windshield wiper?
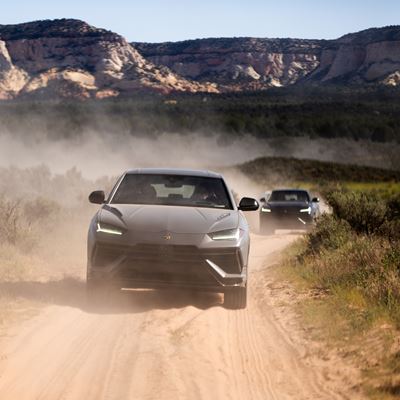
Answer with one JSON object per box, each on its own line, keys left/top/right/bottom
{"left": 194, "top": 201, "right": 226, "bottom": 208}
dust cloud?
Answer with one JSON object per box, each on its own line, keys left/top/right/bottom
{"left": 1, "top": 126, "right": 398, "bottom": 181}
{"left": 0, "top": 131, "right": 268, "bottom": 178}
{"left": 0, "top": 127, "right": 267, "bottom": 285}
{"left": 0, "top": 114, "right": 383, "bottom": 400}
{"left": 0, "top": 116, "right": 396, "bottom": 282}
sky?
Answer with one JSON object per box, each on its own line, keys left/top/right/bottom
{"left": 2, "top": 1, "right": 399, "bottom": 42}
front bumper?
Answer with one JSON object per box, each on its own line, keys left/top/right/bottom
{"left": 260, "top": 213, "right": 314, "bottom": 228}
{"left": 88, "top": 242, "right": 246, "bottom": 291}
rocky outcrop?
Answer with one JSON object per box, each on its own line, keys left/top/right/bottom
{"left": 134, "top": 38, "right": 324, "bottom": 91}
{"left": 135, "top": 26, "right": 400, "bottom": 90}
{"left": 0, "top": 19, "right": 218, "bottom": 99}
{"left": 0, "top": 20, "right": 399, "bottom": 100}
{"left": 383, "top": 71, "right": 400, "bottom": 86}
{"left": 0, "top": 40, "right": 28, "bottom": 99}
{"left": 307, "top": 27, "right": 400, "bottom": 84}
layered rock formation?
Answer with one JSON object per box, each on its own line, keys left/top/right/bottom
{"left": 0, "top": 40, "right": 28, "bottom": 99}
{"left": 134, "top": 38, "right": 324, "bottom": 90}
{"left": 307, "top": 26, "right": 400, "bottom": 84}
{"left": 0, "top": 19, "right": 218, "bottom": 99}
{"left": 135, "top": 26, "right": 400, "bottom": 90}
{"left": 0, "top": 19, "right": 399, "bottom": 100}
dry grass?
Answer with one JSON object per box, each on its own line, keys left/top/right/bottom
{"left": 281, "top": 189, "right": 400, "bottom": 398}
{"left": 0, "top": 166, "right": 108, "bottom": 333}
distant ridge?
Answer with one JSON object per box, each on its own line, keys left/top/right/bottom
{"left": 0, "top": 19, "right": 218, "bottom": 100}
{"left": 134, "top": 25, "right": 400, "bottom": 91}
{"left": 0, "top": 19, "right": 399, "bottom": 100}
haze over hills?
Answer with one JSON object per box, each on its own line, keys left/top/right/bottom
{"left": 0, "top": 19, "right": 399, "bottom": 99}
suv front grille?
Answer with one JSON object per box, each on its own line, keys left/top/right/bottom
{"left": 92, "top": 243, "right": 242, "bottom": 275}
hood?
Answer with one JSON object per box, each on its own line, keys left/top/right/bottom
{"left": 99, "top": 204, "right": 238, "bottom": 234}
{"left": 268, "top": 201, "right": 309, "bottom": 208}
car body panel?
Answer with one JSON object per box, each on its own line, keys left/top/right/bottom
{"left": 98, "top": 204, "right": 239, "bottom": 234}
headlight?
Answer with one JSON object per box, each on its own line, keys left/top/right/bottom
{"left": 96, "top": 222, "right": 124, "bottom": 235}
{"left": 208, "top": 228, "right": 243, "bottom": 241}
{"left": 300, "top": 207, "right": 311, "bottom": 214}
{"left": 261, "top": 207, "right": 272, "bottom": 213}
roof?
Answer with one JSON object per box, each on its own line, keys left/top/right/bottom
{"left": 271, "top": 188, "right": 310, "bottom": 193}
{"left": 125, "top": 168, "right": 222, "bottom": 178}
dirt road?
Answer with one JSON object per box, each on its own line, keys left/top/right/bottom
{"left": 0, "top": 234, "right": 360, "bottom": 400}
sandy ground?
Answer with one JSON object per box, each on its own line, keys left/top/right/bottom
{"left": 0, "top": 233, "right": 362, "bottom": 400}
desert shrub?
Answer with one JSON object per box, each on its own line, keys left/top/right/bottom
{"left": 379, "top": 243, "right": 400, "bottom": 313}
{"left": 325, "top": 190, "right": 387, "bottom": 235}
{"left": 0, "top": 196, "right": 60, "bottom": 251}
{"left": 287, "top": 185, "right": 400, "bottom": 389}
{"left": 0, "top": 197, "right": 29, "bottom": 246}
{"left": 296, "top": 188, "right": 400, "bottom": 324}
{"left": 239, "top": 158, "right": 400, "bottom": 186}
{"left": 23, "top": 197, "right": 60, "bottom": 226}
{"left": 386, "top": 193, "right": 400, "bottom": 220}
{"left": 304, "top": 213, "right": 352, "bottom": 255}
{"left": 323, "top": 190, "right": 400, "bottom": 241}
{"left": 301, "top": 233, "right": 400, "bottom": 322}
{"left": 307, "top": 236, "right": 380, "bottom": 288}
{"left": 380, "top": 214, "right": 400, "bottom": 241}
{"left": 0, "top": 165, "right": 115, "bottom": 206}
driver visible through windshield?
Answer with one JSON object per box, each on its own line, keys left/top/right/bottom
{"left": 111, "top": 174, "right": 233, "bottom": 209}
{"left": 269, "top": 190, "right": 310, "bottom": 202}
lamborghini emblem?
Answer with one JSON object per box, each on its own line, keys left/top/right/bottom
{"left": 163, "top": 232, "right": 172, "bottom": 241}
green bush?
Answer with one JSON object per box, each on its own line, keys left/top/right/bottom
{"left": 325, "top": 190, "right": 387, "bottom": 235}
{"left": 287, "top": 186, "right": 400, "bottom": 393}
{"left": 300, "top": 229, "right": 400, "bottom": 323}
{"left": 323, "top": 189, "right": 400, "bottom": 239}
{"left": 386, "top": 193, "right": 400, "bottom": 220}
{"left": 296, "top": 190, "right": 400, "bottom": 324}
{"left": 312, "top": 236, "right": 386, "bottom": 289}
{"left": 380, "top": 243, "right": 400, "bottom": 313}
{"left": 304, "top": 213, "right": 352, "bottom": 255}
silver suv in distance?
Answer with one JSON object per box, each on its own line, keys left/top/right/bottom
{"left": 87, "top": 168, "right": 259, "bottom": 309}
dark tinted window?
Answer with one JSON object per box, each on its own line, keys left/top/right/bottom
{"left": 269, "top": 190, "right": 309, "bottom": 202}
{"left": 111, "top": 174, "right": 233, "bottom": 209}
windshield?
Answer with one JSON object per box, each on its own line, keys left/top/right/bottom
{"left": 269, "top": 190, "right": 309, "bottom": 202}
{"left": 111, "top": 174, "right": 233, "bottom": 209}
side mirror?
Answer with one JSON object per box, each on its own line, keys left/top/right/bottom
{"left": 260, "top": 197, "right": 266, "bottom": 203}
{"left": 312, "top": 197, "right": 320, "bottom": 203}
{"left": 238, "top": 197, "right": 259, "bottom": 211}
{"left": 89, "top": 190, "right": 105, "bottom": 204}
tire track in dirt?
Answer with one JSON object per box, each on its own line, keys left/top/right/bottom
{"left": 0, "top": 233, "right": 363, "bottom": 400}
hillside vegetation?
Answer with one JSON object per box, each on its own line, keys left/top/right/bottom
{"left": 1, "top": 87, "right": 400, "bottom": 146}
{"left": 283, "top": 187, "right": 400, "bottom": 398}
{"left": 238, "top": 157, "right": 400, "bottom": 185}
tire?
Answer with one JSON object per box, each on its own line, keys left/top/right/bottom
{"left": 224, "top": 286, "right": 247, "bottom": 310}
{"left": 260, "top": 220, "right": 274, "bottom": 235}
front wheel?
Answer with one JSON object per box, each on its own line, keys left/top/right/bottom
{"left": 224, "top": 286, "right": 247, "bottom": 309}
